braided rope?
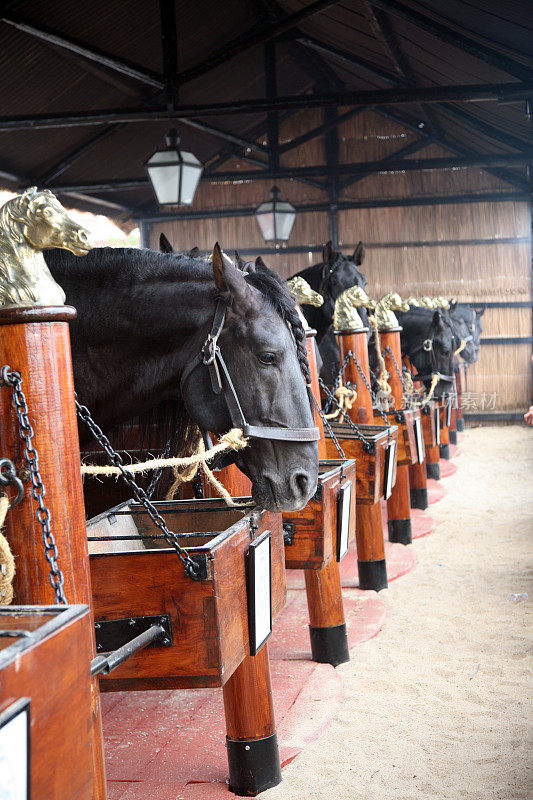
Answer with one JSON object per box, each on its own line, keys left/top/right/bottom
{"left": 368, "top": 315, "right": 392, "bottom": 396}
{"left": 324, "top": 383, "right": 357, "bottom": 420}
{"left": 81, "top": 428, "right": 248, "bottom": 477}
{"left": 165, "top": 433, "right": 247, "bottom": 508}
{"left": 454, "top": 339, "right": 466, "bottom": 356}
{"left": 0, "top": 495, "right": 15, "bottom": 605}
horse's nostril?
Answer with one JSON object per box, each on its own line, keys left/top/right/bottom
{"left": 292, "top": 471, "right": 311, "bottom": 498}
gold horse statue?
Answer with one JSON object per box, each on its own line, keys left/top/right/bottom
{"left": 0, "top": 187, "right": 92, "bottom": 308}
{"left": 416, "top": 295, "right": 450, "bottom": 310}
{"left": 285, "top": 276, "right": 323, "bottom": 329}
{"left": 373, "top": 291, "right": 410, "bottom": 330}
{"left": 333, "top": 285, "right": 376, "bottom": 331}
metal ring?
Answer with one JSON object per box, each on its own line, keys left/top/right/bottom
{"left": 0, "top": 458, "right": 25, "bottom": 507}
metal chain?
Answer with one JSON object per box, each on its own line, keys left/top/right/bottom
{"left": 329, "top": 351, "right": 391, "bottom": 429}
{"left": 310, "top": 393, "right": 346, "bottom": 460}
{"left": 318, "top": 378, "right": 376, "bottom": 451}
{"left": 0, "top": 366, "right": 67, "bottom": 604}
{"left": 75, "top": 397, "right": 201, "bottom": 580}
{"left": 382, "top": 346, "right": 409, "bottom": 397}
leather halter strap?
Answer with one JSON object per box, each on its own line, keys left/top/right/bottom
{"left": 409, "top": 318, "right": 454, "bottom": 384}
{"left": 181, "top": 300, "right": 320, "bottom": 443}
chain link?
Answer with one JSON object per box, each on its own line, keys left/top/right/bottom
{"left": 318, "top": 378, "right": 378, "bottom": 451}
{"left": 310, "top": 393, "right": 346, "bottom": 460}
{"left": 75, "top": 397, "right": 201, "bottom": 580}
{"left": 0, "top": 366, "right": 67, "bottom": 604}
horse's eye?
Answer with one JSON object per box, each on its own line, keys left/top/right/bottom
{"left": 258, "top": 352, "right": 277, "bottom": 365}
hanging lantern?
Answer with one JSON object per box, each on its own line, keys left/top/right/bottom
{"left": 255, "top": 185, "right": 297, "bottom": 243}
{"left": 144, "top": 129, "right": 203, "bottom": 206}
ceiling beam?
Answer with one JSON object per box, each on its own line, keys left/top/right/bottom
{"left": 296, "top": 35, "right": 403, "bottom": 85}
{"left": 375, "top": 105, "right": 531, "bottom": 192}
{"left": 280, "top": 107, "right": 367, "bottom": 153}
{"left": 173, "top": 0, "right": 343, "bottom": 88}
{"left": 340, "top": 137, "right": 428, "bottom": 189}
{"left": 159, "top": 0, "right": 178, "bottom": 108}
{"left": 366, "top": 0, "right": 533, "bottom": 82}
{"left": 48, "top": 151, "right": 533, "bottom": 192}
{"left": 135, "top": 191, "right": 529, "bottom": 223}
{"left": 363, "top": 2, "right": 445, "bottom": 139}
{"left": 2, "top": 14, "right": 165, "bottom": 89}
{"left": 1, "top": 81, "right": 530, "bottom": 130}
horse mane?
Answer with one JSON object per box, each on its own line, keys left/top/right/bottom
{"left": 0, "top": 193, "right": 36, "bottom": 304}
{"left": 60, "top": 247, "right": 311, "bottom": 467}
{"left": 247, "top": 263, "right": 311, "bottom": 384}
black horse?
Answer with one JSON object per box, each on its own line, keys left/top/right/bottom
{"left": 45, "top": 244, "right": 319, "bottom": 512}
{"left": 450, "top": 303, "right": 484, "bottom": 363}
{"left": 292, "top": 240, "right": 367, "bottom": 340}
{"left": 395, "top": 307, "right": 455, "bottom": 398}
{"left": 291, "top": 241, "right": 367, "bottom": 383}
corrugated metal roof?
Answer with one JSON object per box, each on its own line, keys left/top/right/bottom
{"left": 0, "top": 0, "right": 530, "bottom": 220}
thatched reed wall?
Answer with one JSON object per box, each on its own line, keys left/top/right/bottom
{"left": 147, "top": 109, "right": 532, "bottom": 417}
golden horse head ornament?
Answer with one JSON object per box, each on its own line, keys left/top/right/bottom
{"left": 285, "top": 276, "right": 324, "bottom": 330}
{"left": 285, "top": 276, "right": 324, "bottom": 308}
{"left": 0, "top": 187, "right": 92, "bottom": 308}
{"left": 373, "top": 291, "right": 410, "bottom": 330}
{"left": 333, "top": 285, "right": 376, "bottom": 331}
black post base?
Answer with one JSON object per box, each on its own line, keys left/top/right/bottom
{"left": 410, "top": 486, "right": 428, "bottom": 510}
{"left": 426, "top": 462, "right": 441, "bottom": 480}
{"left": 227, "top": 732, "right": 282, "bottom": 796}
{"left": 388, "top": 517, "right": 412, "bottom": 545}
{"left": 439, "top": 443, "right": 450, "bottom": 460}
{"left": 358, "top": 558, "right": 388, "bottom": 591}
{"left": 309, "top": 622, "right": 350, "bottom": 667}
{"left": 456, "top": 418, "right": 464, "bottom": 432}
{"left": 449, "top": 429, "right": 457, "bottom": 445}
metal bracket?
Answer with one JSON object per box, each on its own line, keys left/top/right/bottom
{"left": 283, "top": 521, "right": 296, "bottom": 546}
{"left": 362, "top": 441, "right": 376, "bottom": 454}
{"left": 188, "top": 552, "right": 209, "bottom": 581}
{"left": 94, "top": 614, "right": 173, "bottom": 654}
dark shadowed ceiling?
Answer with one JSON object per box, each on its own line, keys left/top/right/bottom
{"left": 0, "top": 0, "right": 531, "bottom": 221}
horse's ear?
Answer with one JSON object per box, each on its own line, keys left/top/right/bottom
{"left": 432, "top": 309, "right": 444, "bottom": 329}
{"left": 474, "top": 305, "right": 485, "bottom": 317}
{"left": 234, "top": 250, "right": 246, "bottom": 270}
{"left": 211, "top": 243, "right": 250, "bottom": 304}
{"left": 449, "top": 300, "right": 458, "bottom": 311}
{"left": 255, "top": 256, "right": 267, "bottom": 270}
{"left": 353, "top": 241, "right": 365, "bottom": 266}
{"left": 188, "top": 246, "right": 200, "bottom": 258}
{"left": 159, "top": 233, "right": 174, "bottom": 253}
{"left": 322, "top": 240, "right": 335, "bottom": 265}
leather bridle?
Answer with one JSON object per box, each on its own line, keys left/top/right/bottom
{"left": 408, "top": 316, "right": 454, "bottom": 384}
{"left": 181, "top": 299, "right": 320, "bottom": 460}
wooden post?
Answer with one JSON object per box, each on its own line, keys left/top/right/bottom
{"left": 0, "top": 307, "right": 107, "bottom": 799}
{"left": 336, "top": 327, "right": 388, "bottom": 590}
{"left": 439, "top": 401, "right": 451, "bottom": 460}
{"left": 303, "top": 331, "right": 349, "bottom": 666}
{"left": 455, "top": 361, "right": 465, "bottom": 432}
{"left": 223, "top": 644, "right": 282, "bottom": 795}
{"left": 409, "top": 461, "right": 428, "bottom": 509}
{"left": 380, "top": 327, "right": 412, "bottom": 545}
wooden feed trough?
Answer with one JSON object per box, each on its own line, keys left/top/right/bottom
{"left": 87, "top": 499, "right": 285, "bottom": 691}
{"left": 0, "top": 605, "right": 95, "bottom": 800}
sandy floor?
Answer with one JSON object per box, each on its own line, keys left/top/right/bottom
{"left": 264, "top": 425, "right": 533, "bottom": 800}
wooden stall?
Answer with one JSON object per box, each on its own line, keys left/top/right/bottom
{"left": 0, "top": 605, "right": 95, "bottom": 800}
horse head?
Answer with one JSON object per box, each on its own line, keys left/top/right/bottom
{"left": 13, "top": 187, "right": 91, "bottom": 257}
{"left": 318, "top": 240, "right": 367, "bottom": 320}
{"left": 452, "top": 303, "right": 483, "bottom": 363}
{"left": 374, "top": 291, "right": 410, "bottom": 330}
{"left": 180, "top": 244, "right": 319, "bottom": 512}
{"left": 333, "top": 285, "right": 375, "bottom": 331}
{"left": 397, "top": 307, "right": 454, "bottom": 397}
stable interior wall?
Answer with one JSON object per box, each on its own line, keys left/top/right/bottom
{"left": 146, "top": 109, "right": 532, "bottom": 416}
